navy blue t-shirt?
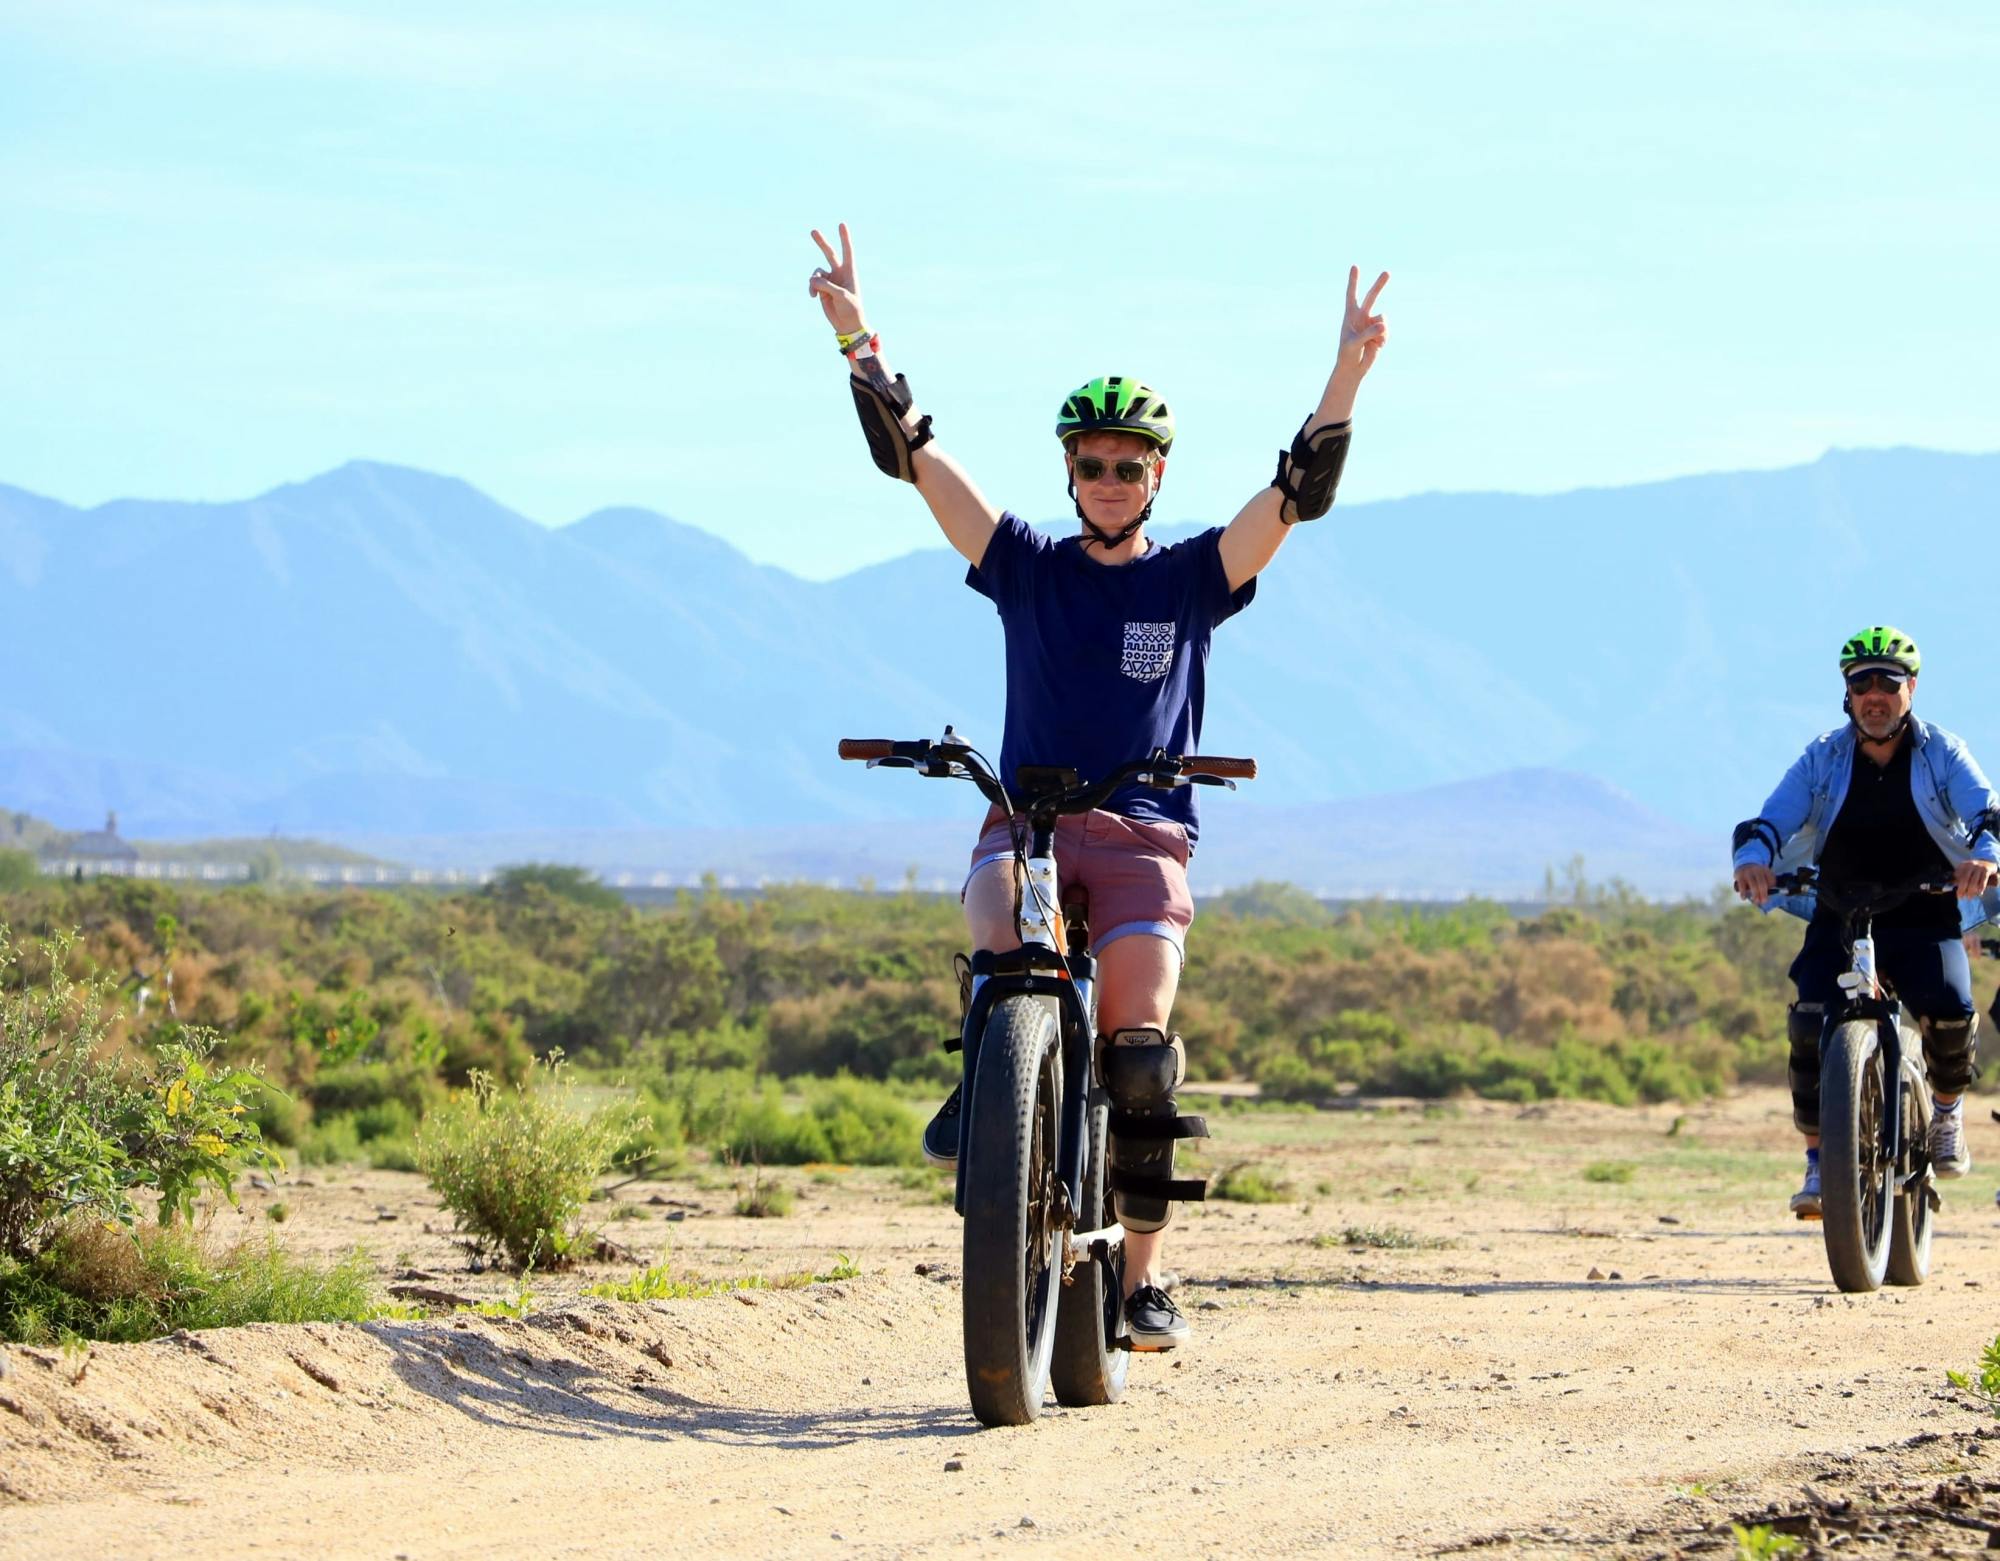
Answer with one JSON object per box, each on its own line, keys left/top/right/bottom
{"left": 966, "top": 514, "right": 1255, "bottom": 844}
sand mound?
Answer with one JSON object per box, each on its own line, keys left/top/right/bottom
{"left": 0, "top": 1276, "right": 934, "bottom": 1507}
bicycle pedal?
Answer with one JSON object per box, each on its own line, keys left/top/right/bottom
{"left": 1794, "top": 1208, "right": 1823, "bottom": 1222}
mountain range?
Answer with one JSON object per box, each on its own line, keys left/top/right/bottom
{"left": 3, "top": 447, "right": 1994, "bottom": 893}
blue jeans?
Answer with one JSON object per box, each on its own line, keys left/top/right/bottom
{"left": 1787, "top": 914, "right": 1977, "bottom": 1130}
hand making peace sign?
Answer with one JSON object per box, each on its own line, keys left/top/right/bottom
{"left": 808, "top": 222, "right": 867, "bottom": 337}
{"left": 1339, "top": 267, "right": 1391, "bottom": 381}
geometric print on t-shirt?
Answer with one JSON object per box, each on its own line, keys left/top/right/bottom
{"left": 1119, "top": 620, "right": 1176, "bottom": 681}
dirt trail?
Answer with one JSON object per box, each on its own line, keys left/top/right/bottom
{"left": 6, "top": 1090, "right": 2000, "bottom": 1558}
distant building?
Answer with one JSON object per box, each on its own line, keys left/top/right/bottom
{"left": 39, "top": 810, "right": 141, "bottom": 878}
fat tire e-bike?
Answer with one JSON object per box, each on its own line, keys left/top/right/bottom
{"left": 1771, "top": 867, "right": 1953, "bottom": 1293}
{"left": 839, "top": 729, "right": 1253, "bottom": 1426}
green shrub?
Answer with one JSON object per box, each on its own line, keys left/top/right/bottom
{"left": 1252, "top": 1051, "right": 1342, "bottom": 1103}
{"left": 309, "top": 1059, "right": 442, "bottom": 1120}
{"left": 250, "top": 1086, "right": 312, "bottom": 1148}
{"left": 720, "top": 1076, "right": 922, "bottom": 1167}
{"left": 1583, "top": 1160, "right": 1636, "bottom": 1184}
{"left": 1314, "top": 1224, "right": 1453, "bottom": 1250}
{"left": 416, "top": 1056, "right": 640, "bottom": 1269}
{"left": 296, "top": 1113, "right": 363, "bottom": 1166}
{"left": 1, "top": 1221, "right": 389, "bottom": 1344}
{"left": 734, "top": 1170, "right": 794, "bottom": 1218}
{"left": 0, "top": 849, "right": 38, "bottom": 893}
{"left": 1211, "top": 1162, "right": 1293, "bottom": 1203}
{"left": 1, "top": 930, "right": 278, "bottom": 1257}
{"left": 1947, "top": 1334, "right": 2000, "bottom": 1413}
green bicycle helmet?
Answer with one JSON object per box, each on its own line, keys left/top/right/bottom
{"left": 1837, "top": 625, "right": 1922, "bottom": 676}
{"left": 1055, "top": 375, "right": 1175, "bottom": 452}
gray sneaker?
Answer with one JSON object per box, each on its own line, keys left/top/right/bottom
{"left": 1929, "top": 1103, "right": 1971, "bottom": 1179}
{"left": 1790, "top": 1162, "right": 1823, "bottom": 1220}
{"left": 921, "top": 1085, "right": 962, "bottom": 1167}
{"left": 1125, "top": 1284, "right": 1189, "bottom": 1351}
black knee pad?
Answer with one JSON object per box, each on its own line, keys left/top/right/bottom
{"left": 1788, "top": 1003, "right": 1827, "bottom": 1133}
{"left": 1100, "top": 1028, "right": 1209, "bottom": 1234}
{"left": 1920, "top": 1012, "right": 1981, "bottom": 1096}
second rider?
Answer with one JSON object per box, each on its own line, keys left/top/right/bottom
{"left": 809, "top": 222, "right": 1390, "bottom": 1349}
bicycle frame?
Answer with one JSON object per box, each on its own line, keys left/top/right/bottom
{"left": 1831, "top": 924, "right": 1917, "bottom": 1183}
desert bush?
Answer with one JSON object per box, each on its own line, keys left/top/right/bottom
{"left": 0, "top": 1220, "right": 388, "bottom": 1344}
{"left": 763, "top": 977, "right": 957, "bottom": 1080}
{"left": 734, "top": 1168, "right": 795, "bottom": 1218}
{"left": 719, "top": 1075, "right": 922, "bottom": 1167}
{"left": 1, "top": 929, "right": 278, "bottom": 1258}
{"left": 1210, "top": 1162, "right": 1293, "bottom": 1203}
{"left": 416, "top": 1056, "right": 641, "bottom": 1270}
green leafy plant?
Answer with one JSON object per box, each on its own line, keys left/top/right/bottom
{"left": 467, "top": 1274, "right": 538, "bottom": 1317}
{"left": 1210, "top": 1162, "right": 1294, "bottom": 1204}
{"left": 1314, "top": 1224, "right": 1453, "bottom": 1251}
{"left": 1947, "top": 1334, "right": 2000, "bottom": 1413}
{"left": 1731, "top": 1523, "right": 1801, "bottom": 1560}
{"left": 128, "top": 1037, "right": 284, "bottom": 1225}
{"left": 416, "top": 1055, "right": 640, "bottom": 1270}
{"left": 1583, "top": 1160, "right": 1636, "bottom": 1184}
{"left": 584, "top": 1262, "right": 748, "bottom": 1302}
{"left": 1, "top": 930, "right": 277, "bottom": 1257}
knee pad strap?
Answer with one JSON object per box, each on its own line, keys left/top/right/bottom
{"left": 1920, "top": 1012, "right": 1981, "bottom": 1094}
{"left": 1101, "top": 1028, "right": 1207, "bottom": 1233}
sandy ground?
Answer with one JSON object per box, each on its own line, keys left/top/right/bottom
{"left": 7, "top": 1087, "right": 2000, "bottom": 1558}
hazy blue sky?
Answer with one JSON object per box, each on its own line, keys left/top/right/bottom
{"left": 4, "top": 1, "right": 1996, "bottom": 578}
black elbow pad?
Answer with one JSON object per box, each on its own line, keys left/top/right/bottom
{"left": 1731, "top": 817, "right": 1781, "bottom": 861}
{"left": 1270, "top": 419, "right": 1352, "bottom": 523}
{"left": 849, "top": 373, "right": 934, "bottom": 483}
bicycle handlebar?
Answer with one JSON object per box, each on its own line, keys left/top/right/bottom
{"left": 835, "top": 732, "right": 1255, "bottom": 816}
{"left": 1181, "top": 755, "right": 1257, "bottom": 780}
{"left": 1768, "top": 866, "right": 1958, "bottom": 919}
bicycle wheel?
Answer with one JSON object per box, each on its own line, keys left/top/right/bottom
{"left": 1051, "top": 1096, "right": 1129, "bottom": 1407}
{"left": 1887, "top": 1047, "right": 1934, "bottom": 1287}
{"left": 961, "top": 993, "right": 1063, "bottom": 1427}
{"left": 1820, "top": 1019, "right": 1894, "bottom": 1293}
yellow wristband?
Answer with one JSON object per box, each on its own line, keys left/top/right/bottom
{"left": 835, "top": 325, "right": 873, "bottom": 352}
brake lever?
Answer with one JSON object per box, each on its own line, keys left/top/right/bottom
{"left": 1187, "top": 774, "right": 1237, "bottom": 791}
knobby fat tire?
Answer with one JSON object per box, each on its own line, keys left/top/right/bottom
{"left": 961, "top": 994, "right": 1064, "bottom": 1426}
{"left": 1820, "top": 1020, "right": 1895, "bottom": 1293}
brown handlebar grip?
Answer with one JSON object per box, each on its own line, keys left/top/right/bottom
{"left": 1182, "top": 755, "right": 1257, "bottom": 780}
{"left": 838, "top": 739, "right": 896, "bottom": 761}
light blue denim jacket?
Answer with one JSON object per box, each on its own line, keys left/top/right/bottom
{"left": 1730, "top": 717, "right": 2000, "bottom": 930}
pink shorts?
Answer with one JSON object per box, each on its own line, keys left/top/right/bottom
{"left": 963, "top": 806, "right": 1196, "bottom": 963}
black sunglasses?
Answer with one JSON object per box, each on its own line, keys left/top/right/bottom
{"left": 1071, "top": 454, "right": 1154, "bottom": 485}
{"left": 1845, "top": 670, "right": 1909, "bottom": 695}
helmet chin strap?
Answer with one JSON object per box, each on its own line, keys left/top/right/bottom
{"left": 1070, "top": 474, "right": 1157, "bottom": 552}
